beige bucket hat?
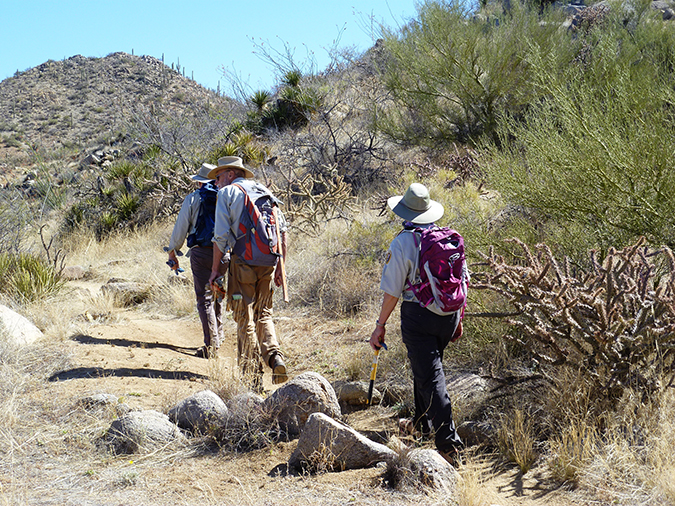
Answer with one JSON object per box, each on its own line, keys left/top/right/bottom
{"left": 387, "top": 183, "right": 444, "bottom": 224}
{"left": 206, "top": 156, "right": 255, "bottom": 180}
{"left": 191, "top": 163, "right": 216, "bottom": 182}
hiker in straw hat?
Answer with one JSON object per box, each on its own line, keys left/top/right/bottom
{"left": 166, "top": 162, "right": 227, "bottom": 359}
{"left": 207, "top": 156, "right": 289, "bottom": 390}
{"left": 369, "top": 182, "right": 464, "bottom": 466}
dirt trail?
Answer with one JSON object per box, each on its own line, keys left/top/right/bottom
{"left": 28, "top": 281, "right": 581, "bottom": 506}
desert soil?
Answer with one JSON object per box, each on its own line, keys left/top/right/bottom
{"left": 3, "top": 278, "right": 583, "bottom": 506}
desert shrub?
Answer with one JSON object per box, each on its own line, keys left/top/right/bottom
{"left": 0, "top": 188, "right": 31, "bottom": 253}
{"left": 378, "top": 0, "right": 571, "bottom": 146}
{"left": 472, "top": 237, "right": 675, "bottom": 410}
{"left": 483, "top": 6, "right": 675, "bottom": 250}
{"left": 290, "top": 217, "right": 393, "bottom": 317}
{"left": 61, "top": 159, "right": 161, "bottom": 240}
{"left": 0, "top": 252, "right": 64, "bottom": 301}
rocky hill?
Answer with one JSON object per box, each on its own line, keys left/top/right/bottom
{"left": 0, "top": 52, "right": 234, "bottom": 161}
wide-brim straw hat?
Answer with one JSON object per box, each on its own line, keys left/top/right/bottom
{"left": 191, "top": 163, "right": 216, "bottom": 182}
{"left": 387, "top": 183, "right": 444, "bottom": 224}
{"left": 206, "top": 156, "right": 255, "bottom": 180}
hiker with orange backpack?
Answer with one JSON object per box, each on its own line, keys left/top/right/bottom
{"left": 369, "top": 183, "right": 468, "bottom": 466}
{"left": 207, "top": 156, "right": 289, "bottom": 390}
{"left": 166, "top": 163, "right": 228, "bottom": 360}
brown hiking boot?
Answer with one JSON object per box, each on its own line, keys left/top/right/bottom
{"left": 269, "top": 353, "right": 288, "bottom": 385}
{"left": 438, "top": 446, "right": 462, "bottom": 468}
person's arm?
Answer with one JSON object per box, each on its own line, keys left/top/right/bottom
{"left": 209, "top": 245, "right": 226, "bottom": 285}
{"left": 166, "top": 192, "right": 198, "bottom": 270}
{"left": 370, "top": 293, "right": 399, "bottom": 350}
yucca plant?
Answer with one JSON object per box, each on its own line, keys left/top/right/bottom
{"left": 0, "top": 253, "right": 64, "bottom": 301}
{"left": 249, "top": 90, "right": 271, "bottom": 111}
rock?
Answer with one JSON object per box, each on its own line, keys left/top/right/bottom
{"left": 333, "top": 380, "right": 381, "bottom": 406}
{"left": 446, "top": 372, "right": 491, "bottom": 403}
{"left": 0, "top": 304, "right": 43, "bottom": 347}
{"left": 405, "top": 448, "right": 460, "bottom": 492}
{"left": 168, "top": 390, "right": 229, "bottom": 434}
{"left": 79, "top": 392, "right": 118, "bottom": 409}
{"left": 456, "top": 420, "right": 496, "bottom": 446}
{"left": 289, "top": 412, "right": 396, "bottom": 471}
{"left": 103, "top": 410, "right": 184, "bottom": 454}
{"left": 263, "top": 372, "right": 341, "bottom": 438}
{"left": 100, "top": 279, "right": 151, "bottom": 306}
{"left": 81, "top": 153, "right": 100, "bottom": 166}
{"left": 167, "top": 272, "right": 190, "bottom": 285}
{"left": 227, "top": 392, "right": 264, "bottom": 415}
{"left": 78, "top": 392, "right": 130, "bottom": 416}
{"left": 61, "top": 265, "right": 87, "bottom": 280}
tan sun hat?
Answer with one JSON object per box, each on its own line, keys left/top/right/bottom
{"left": 387, "top": 183, "right": 444, "bottom": 224}
{"left": 206, "top": 156, "right": 254, "bottom": 180}
{"left": 191, "top": 163, "right": 216, "bottom": 182}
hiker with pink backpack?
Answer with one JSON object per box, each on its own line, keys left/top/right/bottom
{"left": 369, "top": 182, "right": 469, "bottom": 467}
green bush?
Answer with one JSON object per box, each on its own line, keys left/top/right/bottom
{"left": 0, "top": 253, "right": 64, "bottom": 302}
{"left": 378, "top": 0, "right": 571, "bottom": 145}
{"left": 482, "top": 7, "right": 675, "bottom": 250}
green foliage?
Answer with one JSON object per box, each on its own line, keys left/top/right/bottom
{"left": 379, "top": 0, "right": 570, "bottom": 145}
{"left": 61, "top": 160, "right": 158, "bottom": 240}
{"left": 245, "top": 72, "right": 322, "bottom": 134}
{"left": 483, "top": 8, "right": 675, "bottom": 249}
{"left": 249, "top": 90, "right": 271, "bottom": 111}
{"left": 281, "top": 69, "right": 302, "bottom": 87}
{"left": 0, "top": 253, "right": 64, "bottom": 301}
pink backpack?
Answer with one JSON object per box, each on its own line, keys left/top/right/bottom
{"left": 407, "top": 227, "right": 469, "bottom": 337}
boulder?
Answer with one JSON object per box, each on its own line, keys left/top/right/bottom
{"left": 78, "top": 392, "right": 130, "bottom": 417}
{"left": 227, "top": 392, "right": 264, "bottom": 415}
{"left": 263, "top": 372, "right": 341, "bottom": 438}
{"left": 168, "top": 390, "right": 229, "bottom": 434}
{"left": 104, "top": 410, "right": 184, "bottom": 454}
{"left": 333, "top": 380, "right": 381, "bottom": 406}
{"left": 289, "top": 412, "right": 396, "bottom": 471}
{"left": 61, "top": 265, "right": 87, "bottom": 280}
{"left": 0, "top": 305, "right": 43, "bottom": 347}
{"left": 406, "top": 448, "right": 460, "bottom": 493}
{"left": 100, "top": 279, "right": 151, "bottom": 306}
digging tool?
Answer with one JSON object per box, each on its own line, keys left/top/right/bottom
{"left": 367, "top": 342, "right": 387, "bottom": 405}
{"left": 272, "top": 207, "right": 289, "bottom": 302}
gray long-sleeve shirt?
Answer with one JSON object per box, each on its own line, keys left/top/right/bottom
{"left": 167, "top": 189, "right": 201, "bottom": 254}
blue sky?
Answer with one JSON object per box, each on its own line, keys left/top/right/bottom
{"left": 1, "top": 1, "right": 418, "bottom": 96}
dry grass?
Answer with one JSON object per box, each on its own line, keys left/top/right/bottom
{"left": 497, "top": 408, "right": 539, "bottom": 474}
{"left": 4, "top": 196, "right": 675, "bottom": 505}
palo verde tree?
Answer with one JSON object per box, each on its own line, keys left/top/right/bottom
{"left": 482, "top": 2, "right": 675, "bottom": 250}
{"left": 377, "top": 0, "right": 572, "bottom": 146}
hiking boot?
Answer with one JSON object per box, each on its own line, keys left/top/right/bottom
{"left": 195, "top": 346, "right": 216, "bottom": 359}
{"left": 269, "top": 353, "right": 288, "bottom": 385}
{"left": 438, "top": 446, "right": 462, "bottom": 468}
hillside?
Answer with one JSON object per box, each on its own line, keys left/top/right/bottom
{"left": 0, "top": 52, "right": 235, "bottom": 174}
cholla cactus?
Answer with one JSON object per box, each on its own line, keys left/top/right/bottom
{"left": 270, "top": 167, "right": 355, "bottom": 236}
{"left": 472, "top": 237, "right": 675, "bottom": 403}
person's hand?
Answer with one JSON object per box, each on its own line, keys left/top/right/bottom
{"left": 274, "top": 266, "right": 283, "bottom": 287}
{"left": 370, "top": 324, "right": 386, "bottom": 351}
{"left": 167, "top": 251, "right": 179, "bottom": 271}
{"left": 208, "top": 270, "right": 219, "bottom": 286}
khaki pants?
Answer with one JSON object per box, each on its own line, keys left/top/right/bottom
{"left": 228, "top": 254, "right": 281, "bottom": 382}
